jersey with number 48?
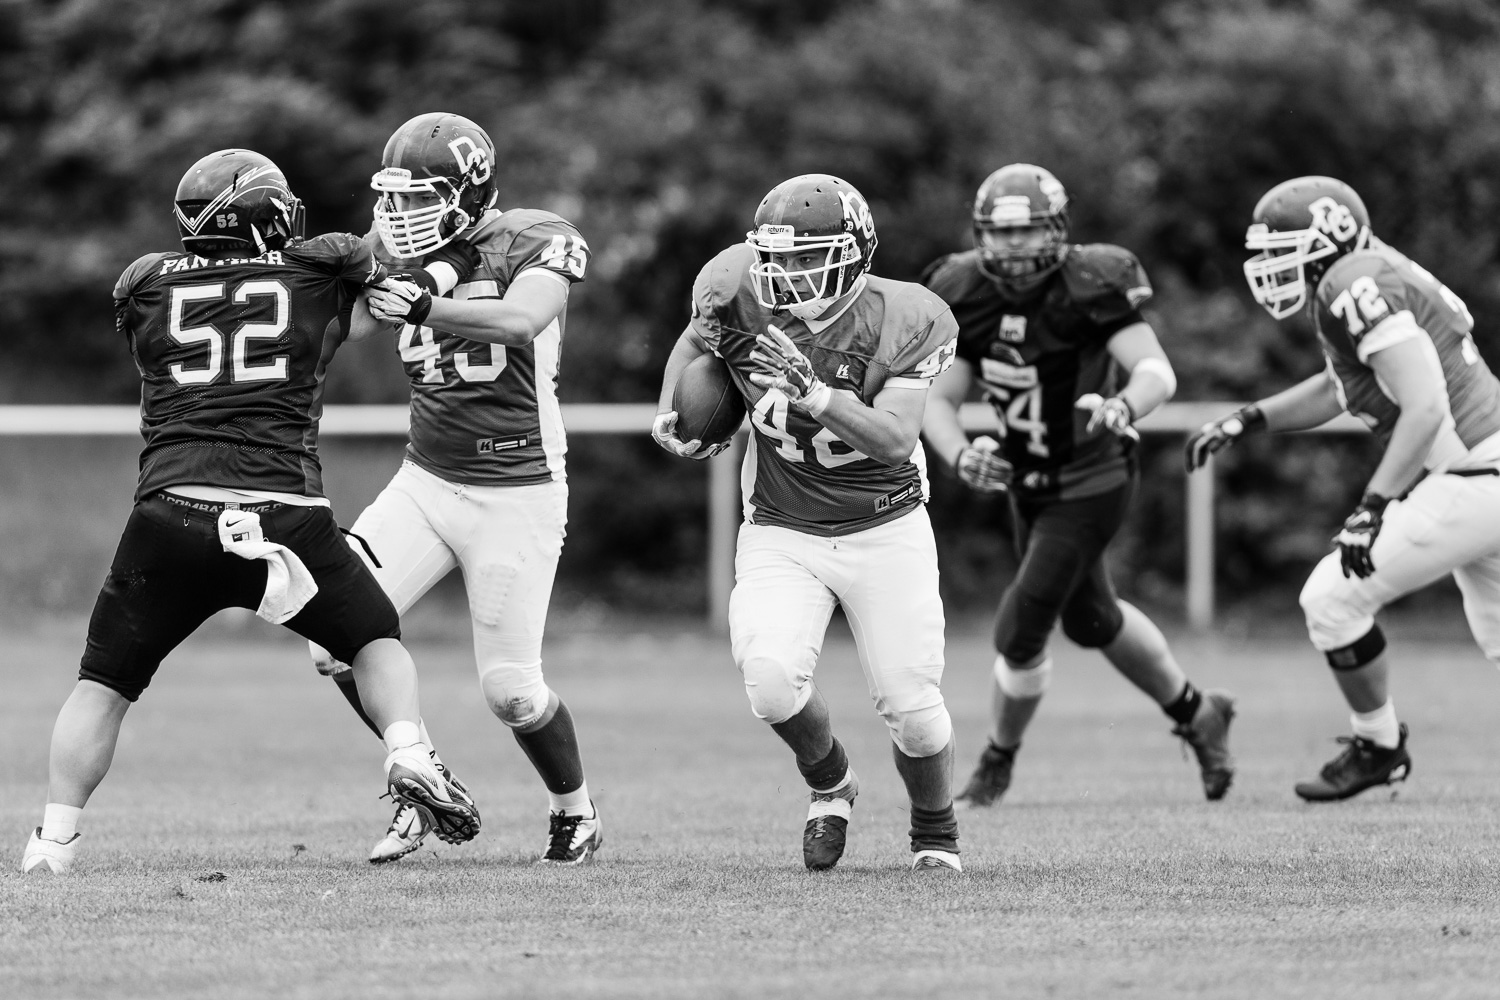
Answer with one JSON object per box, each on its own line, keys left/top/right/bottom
{"left": 114, "top": 233, "right": 385, "bottom": 501}
{"left": 1314, "top": 244, "right": 1500, "bottom": 465}
{"left": 923, "top": 244, "right": 1150, "bottom": 500}
{"left": 690, "top": 243, "right": 958, "bottom": 536}
{"left": 378, "top": 207, "right": 590, "bottom": 486}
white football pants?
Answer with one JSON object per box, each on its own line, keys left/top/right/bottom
{"left": 1301, "top": 469, "right": 1500, "bottom": 664}
{"left": 312, "top": 460, "right": 567, "bottom": 728}
{"left": 728, "top": 506, "right": 952, "bottom": 757}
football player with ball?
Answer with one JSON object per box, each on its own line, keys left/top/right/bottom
{"left": 654, "top": 174, "right": 965, "bottom": 872}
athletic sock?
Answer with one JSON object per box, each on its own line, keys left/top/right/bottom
{"left": 333, "top": 675, "right": 382, "bottom": 738}
{"left": 513, "top": 699, "right": 586, "bottom": 796}
{"left": 909, "top": 803, "right": 959, "bottom": 853}
{"left": 1351, "top": 700, "right": 1400, "bottom": 749}
{"left": 40, "top": 803, "right": 82, "bottom": 843}
{"left": 797, "top": 737, "right": 850, "bottom": 792}
{"left": 550, "top": 785, "right": 593, "bottom": 817}
{"left": 1163, "top": 681, "right": 1203, "bottom": 727}
{"left": 383, "top": 721, "right": 424, "bottom": 755}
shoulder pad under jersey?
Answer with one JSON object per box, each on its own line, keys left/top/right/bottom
{"left": 689, "top": 244, "right": 757, "bottom": 347}
{"left": 113, "top": 252, "right": 175, "bottom": 299}
{"left": 921, "top": 249, "right": 990, "bottom": 304}
{"left": 466, "top": 208, "right": 590, "bottom": 284}
{"left": 1315, "top": 250, "right": 1411, "bottom": 347}
{"left": 284, "top": 232, "right": 385, "bottom": 285}
{"left": 1058, "top": 243, "right": 1153, "bottom": 324}
{"left": 874, "top": 279, "right": 959, "bottom": 378}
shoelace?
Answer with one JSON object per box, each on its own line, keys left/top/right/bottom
{"left": 808, "top": 816, "right": 832, "bottom": 841}
{"left": 544, "top": 813, "right": 585, "bottom": 860}
{"left": 1321, "top": 735, "right": 1376, "bottom": 781}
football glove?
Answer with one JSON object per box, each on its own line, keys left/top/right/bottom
{"left": 366, "top": 277, "right": 433, "bottom": 326}
{"left": 1184, "top": 404, "right": 1267, "bottom": 472}
{"left": 1075, "top": 393, "right": 1136, "bottom": 438}
{"left": 748, "top": 324, "right": 832, "bottom": 417}
{"left": 1335, "top": 491, "right": 1390, "bottom": 579}
{"left": 652, "top": 410, "right": 727, "bottom": 461}
{"left": 955, "top": 436, "right": 1012, "bottom": 493}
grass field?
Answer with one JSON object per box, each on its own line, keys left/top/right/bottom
{"left": 3, "top": 609, "right": 1500, "bottom": 1000}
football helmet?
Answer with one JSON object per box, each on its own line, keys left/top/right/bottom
{"left": 1244, "top": 176, "right": 1372, "bottom": 319}
{"left": 371, "top": 112, "right": 499, "bottom": 258}
{"left": 746, "top": 174, "right": 878, "bottom": 320}
{"left": 972, "top": 164, "right": 1070, "bottom": 292}
{"left": 174, "top": 149, "right": 304, "bottom": 256}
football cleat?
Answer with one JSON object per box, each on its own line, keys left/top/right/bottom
{"left": 1295, "top": 723, "right": 1412, "bottom": 802}
{"left": 370, "top": 802, "right": 433, "bottom": 864}
{"left": 954, "top": 741, "right": 1018, "bottom": 809}
{"left": 803, "top": 769, "right": 859, "bottom": 871}
{"left": 21, "top": 828, "right": 80, "bottom": 875}
{"left": 1172, "top": 689, "right": 1237, "bottom": 801}
{"left": 911, "top": 849, "right": 963, "bottom": 873}
{"left": 538, "top": 804, "right": 603, "bottom": 865}
{"left": 384, "top": 747, "right": 481, "bottom": 846}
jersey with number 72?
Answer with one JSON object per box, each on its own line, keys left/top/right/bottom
{"left": 114, "top": 232, "right": 386, "bottom": 501}
{"left": 689, "top": 243, "right": 958, "bottom": 537}
{"left": 1314, "top": 244, "right": 1500, "bottom": 459}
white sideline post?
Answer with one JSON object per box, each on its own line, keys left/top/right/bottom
{"left": 708, "top": 433, "right": 745, "bottom": 633}
{"left": 1186, "top": 458, "right": 1215, "bottom": 632}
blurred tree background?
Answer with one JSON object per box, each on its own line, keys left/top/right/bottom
{"left": 4, "top": 0, "right": 1500, "bottom": 615}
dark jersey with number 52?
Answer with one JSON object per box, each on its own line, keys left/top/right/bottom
{"left": 1314, "top": 244, "right": 1500, "bottom": 458}
{"left": 923, "top": 244, "right": 1150, "bottom": 500}
{"left": 113, "top": 234, "right": 385, "bottom": 501}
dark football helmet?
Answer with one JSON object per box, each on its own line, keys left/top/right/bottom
{"left": 745, "top": 174, "right": 878, "bottom": 319}
{"left": 972, "top": 164, "right": 1070, "bottom": 292}
{"left": 174, "top": 149, "right": 304, "bottom": 256}
{"left": 1244, "top": 176, "right": 1372, "bottom": 319}
{"left": 371, "top": 112, "right": 499, "bottom": 258}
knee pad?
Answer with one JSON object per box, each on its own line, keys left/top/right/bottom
{"left": 995, "top": 655, "right": 1052, "bottom": 698}
{"left": 885, "top": 702, "right": 953, "bottom": 759}
{"left": 1061, "top": 598, "right": 1124, "bottom": 650}
{"left": 1299, "top": 556, "right": 1377, "bottom": 651}
{"left": 1324, "top": 625, "right": 1387, "bottom": 671}
{"left": 739, "top": 655, "right": 811, "bottom": 725}
{"left": 477, "top": 660, "right": 549, "bottom": 728}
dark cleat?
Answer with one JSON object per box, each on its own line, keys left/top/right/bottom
{"left": 1295, "top": 723, "right": 1411, "bottom": 802}
{"left": 1173, "top": 689, "right": 1236, "bottom": 801}
{"left": 954, "top": 741, "right": 1018, "bottom": 809}
{"left": 803, "top": 769, "right": 859, "bottom": 871}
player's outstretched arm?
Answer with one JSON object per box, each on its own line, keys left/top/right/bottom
{"left": 1184, "top": 374, "right": 1344, "bottom": 472}
{"left": 652, "top": 327, "right": 723, "bottom": 460}
{"left": 410, "top": 269, "right": 569, "bottom": 347}
{"left": 1105, "top": 321, "right": 1177, "bottom": 421}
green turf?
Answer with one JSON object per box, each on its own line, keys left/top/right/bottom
{"left": 3, "top": 612, "right": 1500, "bottom": 999}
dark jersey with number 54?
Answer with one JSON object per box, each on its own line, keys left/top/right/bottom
{"left": 113, "top": 234, "right": 385, "bottom": 501}
{"left": 1314, "top": 244, "right": 1500, "bottom": 461}
{"left": 377, "top": 207, "right": 590, "bottom": 487}
{"left": 923, "top": 244, "right": 1150, "bottom": 500}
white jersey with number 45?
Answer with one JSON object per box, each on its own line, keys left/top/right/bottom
{"left": 689, "top": 244, "right": 958, "bottom": 537}
{"left": 1314, "top": 243, "right": 1500, "bottom": 469}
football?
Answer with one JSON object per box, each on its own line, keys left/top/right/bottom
{"left": 672, "top": 353, "right": 747, "bottom": 447}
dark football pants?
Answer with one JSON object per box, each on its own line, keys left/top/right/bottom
{"left": 79, "top": 495, "right": 401, "bottom": 701}
{"left": 991, "top": 476, "right": 1134, "bottom": 665}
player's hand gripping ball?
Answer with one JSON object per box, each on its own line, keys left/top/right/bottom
{"left": 955, "top": 436, "right": 1012, "bottom": 493}
{"left": 1185, "top": 405, "right": 1266, "bottom": 472}
{"left": 366, "top": 277, "right": 433, "bottom": 326}
{"left": 748, "top": 324, "right": 833, "bottom": 416}
{"left": 1335, "top": 491, "right": 1389, "bottom": 579}
{"left": 652, "top": 411, "right": 727, "bottom": 461}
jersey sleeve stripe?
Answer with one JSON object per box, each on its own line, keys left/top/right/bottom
{"left": 884, "top": 376, "right": 933, "bottom": 390}
{"left": 512, "top": 267, "right": 572, "bottom": 290}
{"left": 1355, "top": 309, "right": 1423, "bottom": 364}
{"left": 454, "top": 279, "right": 501, "bottom": 300}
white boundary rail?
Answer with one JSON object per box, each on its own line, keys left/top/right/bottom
{"left": 0, "top": 403, "right": 1367, "bottom": 630}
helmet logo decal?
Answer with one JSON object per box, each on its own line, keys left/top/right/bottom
{"left": 837, "top": 190, "right": 875, "bottom": 241}
{"left": 989, "top": 196, "right": 1031, "bottom": 225}
{"left": 448, "top": 136, "right": 491, "bottom": 184}
{"left": 757, "top": 224, "right": 795, "bottom": 250}
{"left": 1308, "top": 196, "right": 1358, "bottom": 242}
{"left": 1038, "top": 176, "right": 1067, "bottom": 212}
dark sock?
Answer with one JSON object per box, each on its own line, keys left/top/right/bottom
{"left": 796, "top": 737, "right": 849, "bottom": 791}
{"left": 512, "top": 700, "right": 585, "bottom": 795}
{"left": 909, "top": 803, "right": 959, "bottom": 853}
{"left": 987, "top": 738, "right": 1020, "bottom": 755}
{"left": 333, "top": 676, "right": 383, "bottom": 738}
{"left": 1164, "top": 681, "right": 1202, "bottom": 727}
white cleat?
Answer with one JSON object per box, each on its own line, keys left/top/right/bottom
{"left": 21, "top": 828, "right": 81, "bottom": 874}
{"left": 369, "top": 802, "right": 435, "bottom": 864}
{"left": 383, "top": 747, "right": 481, "bottom": 846}
{"left": 538, "top": 804, "right": 603, "bottom": 865}
{"left": 911, "top": 849, "right": 962, "bottom": 873}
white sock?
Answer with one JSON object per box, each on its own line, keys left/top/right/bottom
{"left": 418, "top": 719, "right": 442, "bottom": 767}
{"left": 382, "top": 721, "right": 424, "bottom": 755}
{"left": 1351, "top": 700, "right": 1400, "bottom": 749}
{"left": 813, "top": 769, "right": 853, "bottom": 795}
{"left": 549, "top": 784, "right": 593, "bottom": 817}
{"left": 40, "top": 803, "right": 82, "bottom": 843}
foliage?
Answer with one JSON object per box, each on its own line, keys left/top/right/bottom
{"left": 5, "top": 0, "right": 1500, "bottom": 609}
